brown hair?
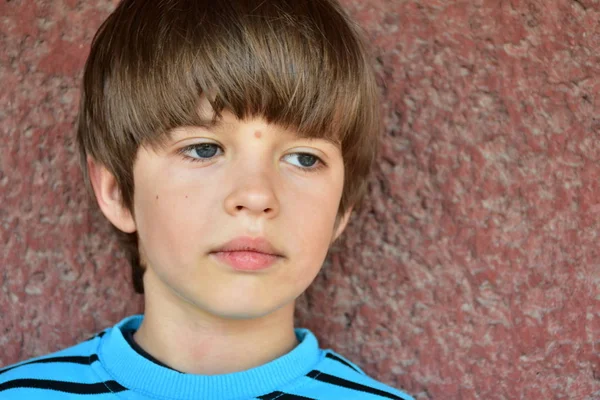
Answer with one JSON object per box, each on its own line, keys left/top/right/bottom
{"left": 77, "top": 0, "right": 381, "bottom": 293}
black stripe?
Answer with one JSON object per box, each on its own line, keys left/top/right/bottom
{"left": 325, "top": 353, "right": 362, "bottom": 374}
{"left": 306, "top": 371, "right": 407, "bottom": 400}
{"left": 0, "top": 378, "right": 127, "bottom": 394}
{"left": 258, "top": 391, "right": 316, "bottom": 400}
{"left": 86, "top": 331, "right": 106, "bottom": 341}
{"left": 0, "top": 355, "right": 99, "bottom": 376}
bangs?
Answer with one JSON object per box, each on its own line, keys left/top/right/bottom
{"left": 82, "top": 0, "right": 376, "bottom": 150}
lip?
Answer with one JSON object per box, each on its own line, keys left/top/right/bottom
{"left": 209, "top": 237, "right": 284, "bottom": 271}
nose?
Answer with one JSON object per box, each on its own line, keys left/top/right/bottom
{"left": 223, "top": 168, "right": 280, "bottom": 218}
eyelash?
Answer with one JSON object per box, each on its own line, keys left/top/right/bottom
{"left": 177, "top": 143, "right": 327, "bottom": 172}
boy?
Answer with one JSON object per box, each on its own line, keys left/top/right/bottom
{"left": 0, "top": 0, "right": 413, "bottom": 399}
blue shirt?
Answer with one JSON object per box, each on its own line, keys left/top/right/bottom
{"left": 0, "top": 315, "right": 413, "bottom": 399}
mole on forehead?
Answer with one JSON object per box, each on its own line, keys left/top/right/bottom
{"left": 254, "top": 130, "right": 262, "bottom": 138}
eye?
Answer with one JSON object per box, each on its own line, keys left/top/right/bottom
{"left": 179, "top": 143, "right": 223, "bottom": 162}
{"left": 283, "top": 153, "right": 324, "bottom": 170}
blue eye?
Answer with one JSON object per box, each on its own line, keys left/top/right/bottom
{"left": 180, "top": 143, "right": 223, "bottom": 162}
{"left": 297, "top": 154, "right": 318, "bottom": 167}
{"left": 284, "top": 153, "right": 323, "bottom": 170}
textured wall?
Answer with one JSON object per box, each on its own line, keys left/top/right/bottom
{"left": 1, "top": 0, "right": 600, "bottom": 399}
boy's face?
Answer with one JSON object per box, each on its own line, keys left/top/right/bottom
{"left": 98, "top": 99, "right": 350, "bottom": 320}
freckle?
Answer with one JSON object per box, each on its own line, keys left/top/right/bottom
{"left": 185, "top": 195, "right": 188, "bottom": 199}
{"left": 254, "top": 130, "right": 262, "bottom": 139}
{"left": 156, "top": 195, "right": 159, "bottom": 200}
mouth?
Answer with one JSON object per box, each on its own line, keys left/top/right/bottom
{"left": 209, "top": 237, "right": 284, "bottom": 272}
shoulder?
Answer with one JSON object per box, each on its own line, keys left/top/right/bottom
{"left": 295, "top": 350, "right": 414, "bottom": 400}
{"left": 0, "top": 330, "right": 111, "bottom": 399}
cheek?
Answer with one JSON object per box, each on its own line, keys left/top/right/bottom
{"left": 283, "top": 183, "right": 341, "bottom": 265}
{"left": 134, "top": 178, "right": 218, "bottom": 259}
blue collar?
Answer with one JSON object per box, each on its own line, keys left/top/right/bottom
{"left": 97, "top": 315, "right": 323, "bottom": 400}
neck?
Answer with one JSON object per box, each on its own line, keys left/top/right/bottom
{"left": 133, "top": 274, "right": 298, "bottom": 375}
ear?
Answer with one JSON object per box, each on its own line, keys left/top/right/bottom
{"left": 87, "top": 157, "right": 137, "bottom": 233}
{"left": 331, "top": 207, "right": 353, "bottom": 243}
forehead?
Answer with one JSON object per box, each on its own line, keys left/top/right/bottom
{"left": 163, "top": 96, "right": 342, "bottom": 147}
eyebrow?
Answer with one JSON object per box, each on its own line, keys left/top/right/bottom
{"left": 293, "top": 132, "right": 342, "bottom": 149}
{"left": 169, "top": 118, "right": 342, "bottom": 149}
{"left": 195, "top": 115, "right": 224, "bottom": 131}
{"left": 168, "top": 117, "right": 224, "bottom": 138}
{"left": 319, "top": 136, "right": 342, "bottom": 148}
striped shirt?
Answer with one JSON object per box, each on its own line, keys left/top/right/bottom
{"left": 0, "top": 315, "right": 413, "bottom": 400}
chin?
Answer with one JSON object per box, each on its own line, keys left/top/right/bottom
{"left": 201, "top": 298, "right": 294, "bottom": 321}
{"left": 208, "top": 307, "right": 280, "bottom": 320}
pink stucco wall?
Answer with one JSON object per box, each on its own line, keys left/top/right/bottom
{"left": 1, "top": 0, "right": 600, "bottom": 398}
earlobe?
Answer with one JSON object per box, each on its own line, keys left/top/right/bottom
{"left": 87, "top": 157, "right": 137, "bottom": 233}
{"left": 332, "top": 207, "right": 353, "bottom": 243}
